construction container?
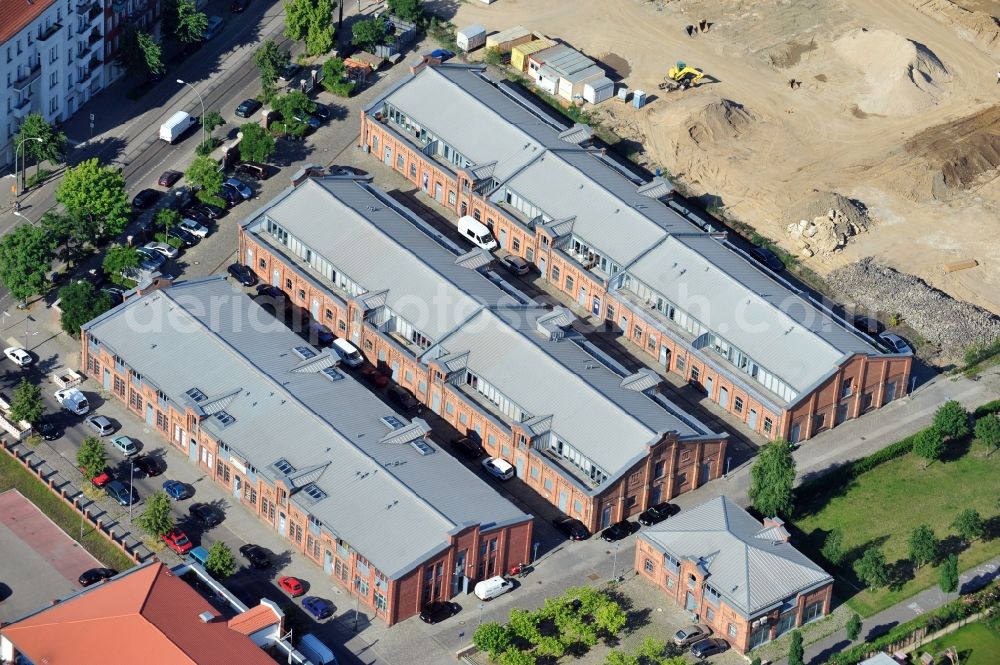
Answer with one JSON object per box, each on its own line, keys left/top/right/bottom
{"left": 485, "top": 26, "right": 533, "bottom": 53}
{"left": 511, "top": 38, "right": 552, "bottom": 72}
{"left": 633, "top": 90, "right": 647, "bottom": 109}
{"left": 456, "top": 24, "right": 487, "bottom": 52}
{"left": 617, "top": 85, "right": 629, "bottom": 102}
{"left": 583, "top": 76, "right": 615, "bottom": 104}
{"left": 558, "top": 64, "right": 604, "bottom": 101}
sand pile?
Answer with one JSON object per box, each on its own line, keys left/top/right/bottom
{"left": 785, "top": 191, "right": 873, "bottom": 256}
{"left": 685, "top": 99, "right": 756, "bottom": 147}
{"left": 907, "top": 0, "right": 1000, "bottom": 57}
{"left": 834, "top": 28, "right": 951, "bottom": 116}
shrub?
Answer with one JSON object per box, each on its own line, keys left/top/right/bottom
{"left": 934, "top": 400, "right": 971, "bottom": 440}
{"left": 473, "top": 622, "right": 512, "bottom": 659}
{"left": 822, "top": 529, "right": 845, "bottom": 566}
{"left": 846, "top": 613, "right": 862, "bottom": 641}
{"left": 854, "top": 547, "right": 890, "bottom": 590}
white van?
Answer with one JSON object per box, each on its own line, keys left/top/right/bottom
{"left": 159, "top": 111, "right": 198, "bottom": 143}
{"left": 332, "top": 339, "right": 364, "bottom": 367}
{"left": 474, "top": 575, "right": 514, "bottom": 601}
{"left": 457, "top": 216, "right": 498, "bottom": 250}
{"left": 54, "top": 388, "right": 89, "bottom": 415}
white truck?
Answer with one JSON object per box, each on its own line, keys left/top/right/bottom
{"left": 159, "top": 111, "right": 197, "bottom": 143}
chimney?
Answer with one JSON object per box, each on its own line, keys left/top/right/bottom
{"left": 762, "top": 516, "right": 791, "bottom": 542}
{"left": 289, "top": 163, "right": 325, "bottom": 187}
{"left": 409, "top": 54, "right": 441, "bottom": 75}
{"left": 198, "top": 610, "right": 217, "bottom": 623}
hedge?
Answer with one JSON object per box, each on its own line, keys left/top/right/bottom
{"left": 973, "top": 400, "right": 1000, "bottom": 419}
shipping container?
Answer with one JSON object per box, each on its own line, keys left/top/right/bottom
{"left": 456, "top": 24, "right": 487, "bottom": 52}
{"left": 584, "top": 77, "right": 615, "bottom": 104}
{"left": 511, "top": 38, "right": 553, "bottom": 72}
{"left": 485, "top": 26, "right": 533, "bottom": 53}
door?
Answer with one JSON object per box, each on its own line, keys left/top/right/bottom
{"left": 324, "top": 549, "right": 333, "bottom": 575}
{"left": 498, "top": 228, "right": 507, "bottom": 249}
{"left": 278, "top": 512, "right": 286, "bottom": 536}
{"left": 789, "top": 422, "right": 801, "bottom": 443}
{"left": 391, "top": 361, "right": 400, "bottom": 381}
{"left": 311, "top": 297, "right": 319, "bottom": 319}
{"left": 704, "top": 376, "right": 713, "bottom": 398}
{"left": 145, "top": 403, "right": 154, "bottom": 426}
{"left": 383, "top": 146, "right": 391, "bottom": 165}
{"left": 700, "top": 462, "right": 711, "bottom": 485}
{"left": 718, "top": 386, "right": 729, "bottom": 410}
{"left": 272, "top": 269, "right": 280, "bottom": 287}
{"left": 600, "top": 504, "right": 613, "bottom": 529}
{"left": 245, "top": 247, "right": 253, "bottom": 266}
{"left": 431, "top": 393, "right": 441, "bottom": 414}
{"left": 103, "top": 368, "right": 111, "bottom": 390}
{"left": 659, "top": 345, "right": 670, "bottom": 368}
{"left": 885, "top": 381, "right": 897, "bottom": 402}
{"left": 748, "top": 408, "right": 759, "bottom": 430}
{"left": 685, "top": 592, "right": 697, "bottom": 612}
{"left": 649, "top": 484, "right": 662, "bottom": 505}
{"left": 189, "top": 439, "right": 198, "bottom": 463}
{"left": 558, "top": 490, "right": 568, "bottom": 512}
{"left": 233, "top": 475, "right": 241, "bottom": 498}
{"left": 591, "top": 296, "right": 601, "bottom": 316}
{"left": 577, "top": 286, "right": 587, "bottom": 306}
{"left": 835, "top": 403, "right": 849, "bottom": 425}
{"left": 460, "top": 201, "right": 467, "bottom": 216}
{"left": 434, "top": 182, "right": 443, "bottom": 203}
{"left": 515, "top": 457, "right": 524, "bottom": 478}
{"left": 538, "top": 256, "right": 546, "bottom": 276}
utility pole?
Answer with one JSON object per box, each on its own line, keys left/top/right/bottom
{"left": 177, "top": 79, "right": 208, "bottom": 148}
{"left": 128, "top": 459, "right": 135, "bottom": 524}
{"left": 611, "top": 542, "right": 620, "bottom": 581}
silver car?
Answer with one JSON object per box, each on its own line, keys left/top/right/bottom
{"left": 143, "top": 241, "right": 179, "bottom": 260}
{"left": 85, "top": 415, "right": 115, "bottom": 436}
{"left": 673, "top": 624, "right": 711, "bottom": 647}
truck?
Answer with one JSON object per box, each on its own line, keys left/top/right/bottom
{"left": 159, "top": 111, "right": 197, "bottom": 143}
{"left": 296, "top": 634, "right": 337, "bottom": 665}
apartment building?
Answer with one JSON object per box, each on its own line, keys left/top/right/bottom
{"left": 635, "top": 497, "right": 833, "bottom": 653}
{"left": 359, "top": 63, "right": 913, "bottom": 444}
{"left": 80, "top": 277, "right": 533, "bottom": 626}
{"left": 0, "top": 0, "right": 106, "bottom": 167}
{"left": 104, "top": 0, "right": 162, "bottom": 83}
{"left": 238, "top": 174, "right": 728, "bottom": 533}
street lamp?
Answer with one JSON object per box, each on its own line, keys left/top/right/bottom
{"left": 15, "top": 136, "right": 42, "bottom": 198}
{"left": 128, "top": 459, "right": 135, "bottom": 524}
{"left": 177, "top": 79, "right": 208, "bottom": 147}
{"left": 611, "top": 542, "right": 621, "bottom": 581}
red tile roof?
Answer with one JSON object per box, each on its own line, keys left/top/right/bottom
{"left": 1, "top": 563, "right": 278, "bottom": 665}
{"left": 0, "top": 0, "right": 56, "bottom": 45}
{"left": 227, "top": 604, "right": 280, "bottom": 636}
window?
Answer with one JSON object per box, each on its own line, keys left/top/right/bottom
{"left": 374, "top": 592, "right": 388, "bottom": 612}
{"left": 654, "top": 460, "right": 666, "bottom": 479}
{"left": 448, "top": 191, "right": 456, "bottom": 205}
{"left": 666, "top": 575, "right": 674, "bottom": 589}
{"left": 530, "top": 466, "right": 539, "bottom": 480}
{"left": 446, "top": 402, "right": 454, "bottom": 415}
{"left": 573, "top": 500, "right": 583, "bottom": 515}
{"left": 803, "top": 599, "right": 824, "bottom": 623}
{"left": 501, "top": 445, "right": 511, "bottom": 457}
{"left": 565, "top": 275, "right": 574, "bottom": 291}
{"left": 355, "top": 577, "right": 369, "bottom": 596}
{"left": 629, "top": 471, "right": 641, "bottom": 486}
{"left": 541, "top": 236, "right": 549, "bottom": 247}
{"left": 525, "top": 247, "right": 534, "bottom": 262}
{"left": 338, "top": 320, "right": 347, "bottom": 332}
{"left": 409, "top": 163, "right": 416, "bottom": 178}
{"left": 458, "top": 412, "right": 467, "bottom": 425}
{"left": 841, "top": 378, "right": 854, "bottom": 398}
{"left": 675, "top": 355, "right": 686, "bottom": 371}
{"left": 258, "top": 258, "right": 266, "bottom": 269}
{"left": 814, "top": 412, "right": 826, "bottom": 430}
{"left": 543, "top": 478, "right": 553, "bottom": 491}
{"left": 763, "top": 417, "right": 773, "bottom": 434}
{"left": 706, "top": 607, "right": 715, "bottom": 621}
{"left": 734, "top": 396, "right": 744, "bottom": 413}
{"left": 473, "top": 208, "right": 481, "bottom": 221}
{"left": 285, "top": 278, "right": 292, "bottom": 289}
{"left": 644, "top": 558, "right": 654, "bottom": 573}
{"left": 364, "top": 339, "right": 373, "bottom": 351}
{"left": 728, "top": 623, "right": 738, "bottom": 637}
{"left": 297, "top": 289, "right": 305, "bottom": 300}
{"left": 633, "top": 325, "right": 643, "bottom": 342}
{"left": 551, "top": 265, "right": 560, "bottom": 281}
{"left": 396, "top": 153, "right": 404, "bottom": 169}
{"left": 512, "top": 237, "right": 520, "bottom": 252}
{"left": 325, "top": 308, "right": 333, "bottom": 320}
{"left": 690, "top": 366, "right": 700, "bottom": 382}
{"left": 647, "top": 335, "right": 657, "bottom": 351}
{"left": 372, "top": 135, "right": 378, "bottom": 152}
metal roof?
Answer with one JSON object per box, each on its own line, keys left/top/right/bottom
{"left": 640, "top": 497, "right": 832, "bottom": 618}
{"left": 83, "top": 277, "right": 530, "bottom": 579}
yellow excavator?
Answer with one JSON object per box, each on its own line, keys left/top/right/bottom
{"left": 659, "top": 61, "right": 706, "bottom": 91}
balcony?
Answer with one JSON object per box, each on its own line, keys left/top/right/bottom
{"left": 76, "top": 71, "right": 92, "bottom": 93}
{"left": 11, "top": 97, "right": 32, "bottom": 120}
{"left": 88, "top": 29, "right": 102, "bottom": 46}
{"left": 38, "top": 23, "right": 63, "bottom": 42}
{"left": 89, "top": 4, "right": 103, "bottom": 21}
{"left": 77, "top": 21, "right": 89, "bottom": 35}
{"left": 75, "top": 0, "right": 93, "bottom": 15}
{"left": 12, "top": 63, "right": 41, "bottom": 91}
{"left": 88, "top": 55, "right": 102, "bottom": 71}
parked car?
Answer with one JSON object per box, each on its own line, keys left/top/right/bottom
{"left": 293, "top": 113, "right": 321, "bottom": 133}
{"left": 102, "top": 287, "right": 126, "bottom": 305}
{"left": 751, "top": 246, "right": 785, "bottom": 271}
{"left": 230, "top": 0, "right": 250, "bottom": 13}
{"left": 879, "top": 332, "right": 913, "bottom": 355}
{"left": 3, "top": 346, "right": 33, "bottom": 367}
{"left": 224, "top": 177, "right": 253, "bottom": 200}
{"left": 162, "top": 479, "right": 190, "bottom": 500}
{"left": 852, "top": 315, "right": 883, "bottom": 336}
{"left": 301, "top": 596, "right": 334, "bottom": 620}
{"left": 227, "top": 263, "right": 258, "bottom": 287}
{"left": 481, "top": 457, "right": 515, "bottom": 481}
{"left": 420, "top": 601, "right": 460, "bottom": 624}
{"left": 255, "top": 284, "right": 283, "bottom": 299}
{"left": 112, "top": 435, "right": 138, "bottom": 457}
{"left": 78, "top": 567, "right": 117, "bottom": 587}
{"left": 189, "top": 203, "right": 224, "bottom": 219}
{"left": 236, "top": 162, "right": 269, "bottom": 179}
{"left": 161, "top": 527, "right": 193, "bottom": 554}
{"left": 136, "top": 247, "right": 166, "bottom": 270}
{"left": 202, "top": 15, "right": 224, "bottom": 40}
{"left": 360, "top": 365, "right": 389, "bottom": 389}
{"left": 37, "top": 419, "right": 61, "bottom": 441}
{"left": 144, "top": 241, "right": 179, "bottom": 260}
{"left": 279, "top": 62, "right": 301, "bottom": 81}
{"left": 279, "top": 576, "right": 306, "bottom": 596}
{"left": 218, "top": 185, "right": 241, "bottom": 207}
{"left": 131, "top": 189, "right": 160, "bottom": 209}
{"left": 189, "top": 503, "right": 223, "bottom": 528}
{"left": 235, "top": 98, "right": 262, "bottom": 118}
{"left": 501, "top": 254, "right": 531, "bottom": 275}
{"left": 429, "top": 48, "right": 455, "bottom": 61}
{"left": 170, "top": 227, "right": 200, "bottom": 247}
{"left": 312, "top": 103, "right": 332, "bottom": 122}
{"left": 106, "top": 480, "right": 138, "bottom": 506}
{"left": 386, "top": 385, "right": 419, "bottom": 412}
{"left": 85, "top": 415, "right": 115, "bottom": 436}
{"left": 179, "top": 217, "right": 209, "bottom": 238}
{"left": 551, "top": 517, "right": 590, "bottom": 541}
{"left": 637, "top": 502, "right": 679, "bottom": 526}
{"left": 158, "top": 170, "right": 182, "bottom": 188}
{"left": 55, "top": 387, "right": 89, "bottom": 415}
{"left": 79, "top": 465, "right": 112, "bottom": 488}
{"left": 474, "top": 576, "right": 514, "bottom": 601}
{"left": 601, "top": 520, "right": 636, "bottom": 542}
{"left": 239, "top": 544, "right": 271, "bottom": 570}
{"left": 131, "top": 455, "right": 161, "bottom": 478}
{"left": 673, "top": 624, "right": 712, "bottom": 647}
{"left": 691, "top": 638, "right": 730, "bottom": 658}
{"left": 450, "top": 436, "right": 485, "bottom": 459}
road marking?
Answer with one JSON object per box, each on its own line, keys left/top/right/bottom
{"left": 907, "top": 602, "right": 924, "bottom": 615}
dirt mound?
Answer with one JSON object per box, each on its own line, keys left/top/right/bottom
{"left": 685, "top": 99, "right": 756, "bottom": 147}
{"left": 763, "top": 38, "right": 818, "bottom": 68}
{"left": 834, "top": 28, "right": 951, "bottom": 116}
{"left": 785, "top": 192, "right": 873, "bottom": 256}
{"left": 906, "top": 104, "right": 1000, "bottom": 192}
{"left": 908, "top": 0, "right": 1000, "bottom": 57}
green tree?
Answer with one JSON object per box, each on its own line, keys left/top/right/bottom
{"left": 352, "top": 18, "right": 386, "bottom": 52}
{"left": 593, "top": 598, "right": 628, "bottom": 638}
{"left": 473, "top": 622, "right": 512, "bottom": 659}
{"left": 40, "top": 210, "right": 89, "bottom": 264}
{"left": 854, "top": 547, "right": 890, "bottom": 590}
{"left": 750, "top": 658, "right": 763, "bottom": 665}
{"left": 498, "top": 650, "right": 535, "bottom": 665}
{"left": 9, "top": 379, "right": 44, "bottom": 425}
{"left": 952, "top": 508, "right": 984, "bottom": 542}
{"left": 507, "top": 608, "right": 541, "bottom": 645}
{"left": 913, "top": 426, "right": 944, "bottom": 468}
{"left": 57, "top": 281, "right": 113, "bottom": 337}
{"left": 16, "top": 113, "right": 67, "bottom": 182}
{"left": 116, "top": 28, "right": 163, "bottom": 78}
{"left": 136, "top": 491, "right": 174, "bottom": 537}
{"left": 748, "top": 440, "right": 796, "bottom": 517}
{"left": 387, "top": 0, "right": 422, "bottom": 22}
{"left": 534, "top": 636, "right": 565, "bottom": 658}
{"left": 908, "top": 524, "right": 939, "bottom": 569}
{"left": 56, "top": 159, "right": 131, "bottom": 240}
{"left": 156, "top": 208, "right": 181, "bottom": 238}
{"left": 821, "top": 529, "right": 845, "bottom": 566}
{"left": 185, "top": 155, "right": 225, "bottom": 205}
{"left": 934, "top": 400, "right": 971, "bottom": 440}
{"left": 321, "top": 57, "right": 355, "bottom": 97}
{"left": 237, "top": 123, "right": 276, "bottom": 163}
{"left": 974, "top": 413, "right": 1000, "bottom": 454}
{"left": 788, "top": 630, "right": 804, "bottom": 665}
{"left": 0, "top": 224, "right": 53, "bottom": 303}
{"left": 254, "top": 39, "right": 289, "bottom": 102}
{"left": 284, "top": 0, "right": 336, "bottom": 56}
{"left": 203, "top": 110, "right": 225, "bottom": 135}
{"left": 604, "top": 652, "right": 640, "bottom": 665}
{"left": 271, "top": 90, "right": 317, "bottom": 136}
{"left": 76, "top": 436, "right": 108, "bottom": 480}
{"left": 939, "top": 553, "right": 959, "bottom": 593}
{"left": 204, "top": 540, "right": 236, "bottom": 577}
{"left": 174, "top": 0, "right": 208, "bottom": 43}
{"left": 845, "top": 613, "right": 862, "bottom": 641}
{"left": 102, "top": 245, "right": 141, "bottom": 286}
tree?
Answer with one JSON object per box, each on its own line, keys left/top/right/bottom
{"left": 116, "top": 28, "right": 164, "bottom": 78}
{"left": 593, "top": 598, "right": 628, "bottom": 637}
{"left": 788, "top": 630, "right": 804, "bottom": 665}
{"left": 15, "top": 113, "right": 67, "bottom": 182}
{"left": 174, "top": 0, "right": 208, "bottom": 43}
{"left": 0, "top": 224, "right": 54, "bottom": 303}
{"left": 56, "top": 159, "right": 131, "bottom": 240}
{"left": 156, "top": 208, "right": 181, "bottom": 238}
{"left": 854, "top": 547, "right": 890, "bottom": 590}
{"left": 604, "top": 652, "right": 640, "bottom": 665}
{"left": 939, "top": 553, "right": 959, "bottom": 593}
{"left": 352, "top": 18, "right": 386, "bottom": 52}
{"left": 9, "top": 379, "right": 44, "bottom": 425}
{"left": 102, "top": 245, "right": 141, "bottom": 286}
{"left": 748, "top": 440, "right": 796, "bottom": 517}
{"left": 974, "top": 413, "right": 1000, "bottom": 454}
{"left": 76, "top": 436, "right": 108, "bottom": 480}
{"left": 822, "top": 529, "right": 845, "bottom": 566}
{"left": 284, "top": 0, "right": 336, "bottom": 56}
{"left": 908, "top": 524, "right": 939, "bottom": 569}
{"left": 203, "top": 111, "right": 225, "bottom": 136}
{"left": 534, "top": 636, "right": 565, "bottom": 659}
{"left": 750, "top": 657, "right": 763, "bottom": 665}
{"left": 498, "top": 650, "right": 535, "bottom": 665}
{"left": 254, "top": 39, "right": 289, "bottom": 102}
{"left": 58, "top": 281, "right": 113, "bottom": 337}
{"left": 136, "top": 491, "right": 174, "bottom": 537}
{"left": 321, "top": 57, "right": 355, "bottom": 97}
{"left": 387, "top": 0, "right": 422, "bottom": 22}
{"left": 237, "top": 123, "right": 276, "bottom": 163}
{"left": 41, "top": 210, "right": 89, "bottom": 264}
{"left": 204, "top": 540, "right": 236, "bottom": 578}
{"left": 507, "top": 608, "right": 541, "bottom": 645}
{"left": 952, "top": 508, "right": 984, "bottom": 542}
{"left": 913, "top": 426, "right": 944, "bottom": 468}
{"left": 473, "top": 622, "right": 511, "bottom": 660}
{"left": 934, "top": 400, "right": 970, "bottom": 440}
{"left": 846, "top": 613, "right": 863, "bottom": 641}
{"left": 185, "top": 155, "right": 225, "bottom": 205}
{"left": 271, "top": 90, "right": 317, "bottom": 136}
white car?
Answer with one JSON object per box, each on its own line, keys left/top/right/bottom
{"left": 879, "top": 332, "right": 913, "bottom": 355}
{"left": 481, "top": 457, "right": 515, "bottom": 481}
{"left": 179, "top": 218, "right": 209, "bottom": 238}
{"left": 143, "top": 241, "right": 179, "bottom": 260}
{"left": 55, "top": 388, "right": 90, "bottom": 415}
{"left": 3, "top": 346, "right": 33, "bottom": 367}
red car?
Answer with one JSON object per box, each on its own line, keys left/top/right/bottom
{"left": 279, "top": 576, "right": 305, "bottom": 597}
{"left": 360, "top": 365, "right": 389, "bottom": 389}
{"left": 80, "top": 465, "right": 111, "bottom": 488}
{"left": 161, "top": 528, "right": 194, "bottom": 554}
{"left": 158, "top": 170, "right": 182, "bottom": 188}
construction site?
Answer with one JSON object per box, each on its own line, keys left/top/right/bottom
{"left": 442, "top": 0, "right": 1000, "bottom": 366}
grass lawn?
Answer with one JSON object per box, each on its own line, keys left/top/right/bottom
{"left": 0, "top": 452, "right": 135, "bottom": 571}
{"left": 794, "top": 440, "right": 1000, "bottom": 616}
{"left": 918, "top": 620, "right": 1000, "bottom": 665}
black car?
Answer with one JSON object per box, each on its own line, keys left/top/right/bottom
{"left": 180, "top": 208, "right": 211, "bottom": 226}
{"left": 239, "top": 544, "right": 271, "bottom": 570}
{"left": 189, "top": 503, "right": 223, "bottom": 528}
{"left": 279, "top": 62, "right": 301, "bottom": 81}
{"left": 419, "top": 601, "right": 460, "bottom": 624}
{"left": 235, "top": 98, "right": 262, "bottom": 118}
{"left": 131, "top": 455, "right": 161, "bottom": 479}
{"left": 751, "top": 246, "right": 785, "bottom": 271}
{"left": 230, "top": 0, "right": 250, "bottom": 11}
{"left": 228, "top": 263, "right": 258, "bottom": 287}
{"left": 219, "top": 185, "right": 242, "bottom": 207}
{"left": 691, "top": 638, "right": 730, "bottom": 658}
{"left": 255, "top": 284, "right": 283, "bottom": 299}
{"left": 106, "top": 480, "right": 139, "bottom": 506}
{"left": 132, "top": 189, "right": 161, "bottom": 209}
{"left": 601, "top": 520, "right": 636, "bottom": 542}
{"left": 552, "top": 517, "right": 590, "bottom": 541}
{"left": 170, "top": 227, "right": 200, "bottom": 247}
{"left": 102, "top": 287, "right": 125, "bottom": 305}
{"left": 78, "top": 567, "right": 118, "bottom": 587}
{"left": 312, "top": 103, "right": 332, "bottom": 122}
{"left": 36, "top": 419, "right": 61, "bottom": 441}
{"left": 637, "top": 501, "right": 679, "bottom": 526}
{"left": 387, "top": 385, "right": 419, "bottom": 412}
{"left": 189, "top": 203, "right": 224, "bottom": 219}
{"left": 451, "top": 436, "right": 485, "bottom": 459}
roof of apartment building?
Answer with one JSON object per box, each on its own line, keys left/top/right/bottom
{"left": 640, "top": 496, "right": 832, "bottom": 619}
{"left": 0, "top": 563, "right": 277, "bottom": 665}
{"left": 369, "top": 64, "right": 882, "bottom": 403}
{"left": 0, "top": 0, "right": 55, "bottom": 44}
{"left": 244, "top": 177, "right": 716, "bottom": 489}
{"left": 82, "top": 277, "right": 530, "bottom": 579}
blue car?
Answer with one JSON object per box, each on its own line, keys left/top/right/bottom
{"left": 302, "top": 596, "right": 334, "bottom": 620}
{"left": 429, "top": 48, "right": 454, "bottom": 61}
{"left": 162, "top": 479, "right": 189, "bottom": 500}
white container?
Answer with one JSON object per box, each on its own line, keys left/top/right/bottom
{"left": 456, "top": 24, "right": 486, "bottom": 52}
